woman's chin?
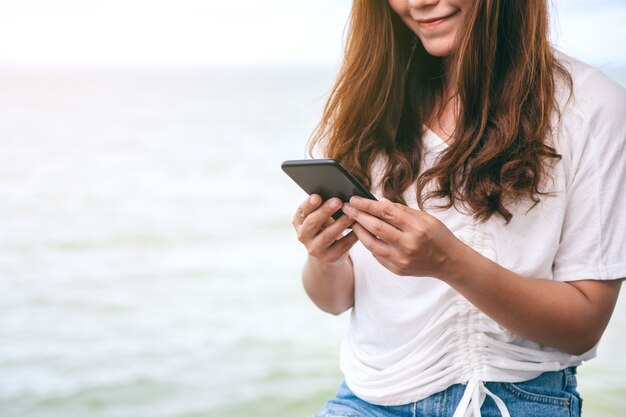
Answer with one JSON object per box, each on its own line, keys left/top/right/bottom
{"left": 420, "top": 39, "right": 455, "bottom": 58}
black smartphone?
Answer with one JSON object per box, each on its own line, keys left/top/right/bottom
{"left": 281, "top": 158, "right": 377, "bottom": 219}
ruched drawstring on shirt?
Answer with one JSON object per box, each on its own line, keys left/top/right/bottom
{"left": 452, "top": 377, "right": 510, "bottom": 417}
{"left": 339, "top": 289, "right": 587, "bottom": 408}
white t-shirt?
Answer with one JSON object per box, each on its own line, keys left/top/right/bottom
{"left": 339, "top": 53, "right": 626, "bottom": 414}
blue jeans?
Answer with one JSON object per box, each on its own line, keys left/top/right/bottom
{"left": 315, "top": 367, "right": 581, "bottom": 417}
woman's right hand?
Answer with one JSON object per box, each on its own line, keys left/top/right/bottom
{"left": 293, "top": 194, "right": 357, "bottom": 314}
{"left": 292, "top": 194, "right": 358, "bottom": 265}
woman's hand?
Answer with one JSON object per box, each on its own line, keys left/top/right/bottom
{"left": 342, "top": 196, "right": 463, "bottom": 279}
{"left": 292, "top": 194, "right": 358, "bottom": 266}
{"left": 293, "top": 194, "right": 358, "bottom": 315}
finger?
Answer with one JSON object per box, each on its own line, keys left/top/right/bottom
{"left": 351, "top": 222, "right": 392, "bottom": 259}
{"left": 372, "top": 253, "right": 403, "bottom": 276}
{"left": 349, "top": 197, "right": 410, "bottom": 230}
{"left": 298, "top": 197, "right": 343, "bottom": 242}
{"left": 321, "top": 217, "right": 335, "bottom": 229}
{"left": 322, "top": 230, "right": 359, "bottom": 263}
{"left": 292, "top": 194, "right": 322, "bottom": 228}
{"left": 342, "top": 202, "right": 402, "bottom": 244}
{"left": 307, "top": 214, "right": 355, "bottom": 256}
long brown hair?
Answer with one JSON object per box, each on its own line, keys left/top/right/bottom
{"left": 310, "top": 0, "right": 571, "bottom": 223}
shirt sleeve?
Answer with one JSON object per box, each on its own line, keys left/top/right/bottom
{"left": 552, "top": 69, "right": 626, "bottom": 282}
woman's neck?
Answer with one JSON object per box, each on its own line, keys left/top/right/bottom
{"left": 427, "top": 87, "right": 459, "bottom": 145}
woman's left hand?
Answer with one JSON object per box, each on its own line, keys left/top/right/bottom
{"left": 341, "top": 196, "right": 465, "bottom": 279}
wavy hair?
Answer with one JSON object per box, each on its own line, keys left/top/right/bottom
{"left": 309, "top": 0, "right": 571, "bottom": 222}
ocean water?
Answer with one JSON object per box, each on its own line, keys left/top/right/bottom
{"left": 0, "top": 66, "right": 625, "bottom": 417}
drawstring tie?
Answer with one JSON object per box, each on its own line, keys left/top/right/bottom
{"left": 452, "top": 377, "right": 511, "bottom": 417}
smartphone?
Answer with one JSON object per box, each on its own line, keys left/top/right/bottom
{"left": 281, "top": 158, "right": 377, "bottom": 219}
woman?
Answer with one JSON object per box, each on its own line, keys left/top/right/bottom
{"left": 292, "top": 1, "right": 626, "bottom": 416}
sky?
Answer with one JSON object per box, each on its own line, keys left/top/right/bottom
{"left": 0, "top": 0, "right": 624, "bottom": 68}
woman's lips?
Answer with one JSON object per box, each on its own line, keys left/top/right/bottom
{"left": 417, "top": 11, "right": 459, "bottom": 29}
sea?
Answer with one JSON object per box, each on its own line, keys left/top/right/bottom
{"left": 1, "top": 66, "right": 625, "bottom": 417}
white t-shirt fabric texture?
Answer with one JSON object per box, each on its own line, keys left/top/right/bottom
{"left": 336, "top": 52, "right": 626, "bottom": 415}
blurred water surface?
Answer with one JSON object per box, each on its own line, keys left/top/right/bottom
{"left": 0, "top": 66, "right": 624, "bottom": 417}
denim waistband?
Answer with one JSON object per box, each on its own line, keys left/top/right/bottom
{"left": 316, "top": 367, "right": 580, "bottom": 417}
{"left": 517, "top": 366, "right": 577, "bottom": 390}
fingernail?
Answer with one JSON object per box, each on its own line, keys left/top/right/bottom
{"left": 343, "top": 204, "right": 356, "bottom": 215}
{"left": 350, "top": 196, "right": 362, "bottom": 206}
{"left": 309, "top": 194, "right": 319, "bottom": 205}
{"left": 329, "top": 199, "right": 340, "bottom": 209}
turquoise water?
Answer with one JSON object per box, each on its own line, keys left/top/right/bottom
{"left": 0, "top": 67, "right": 624, "bottom": 417}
